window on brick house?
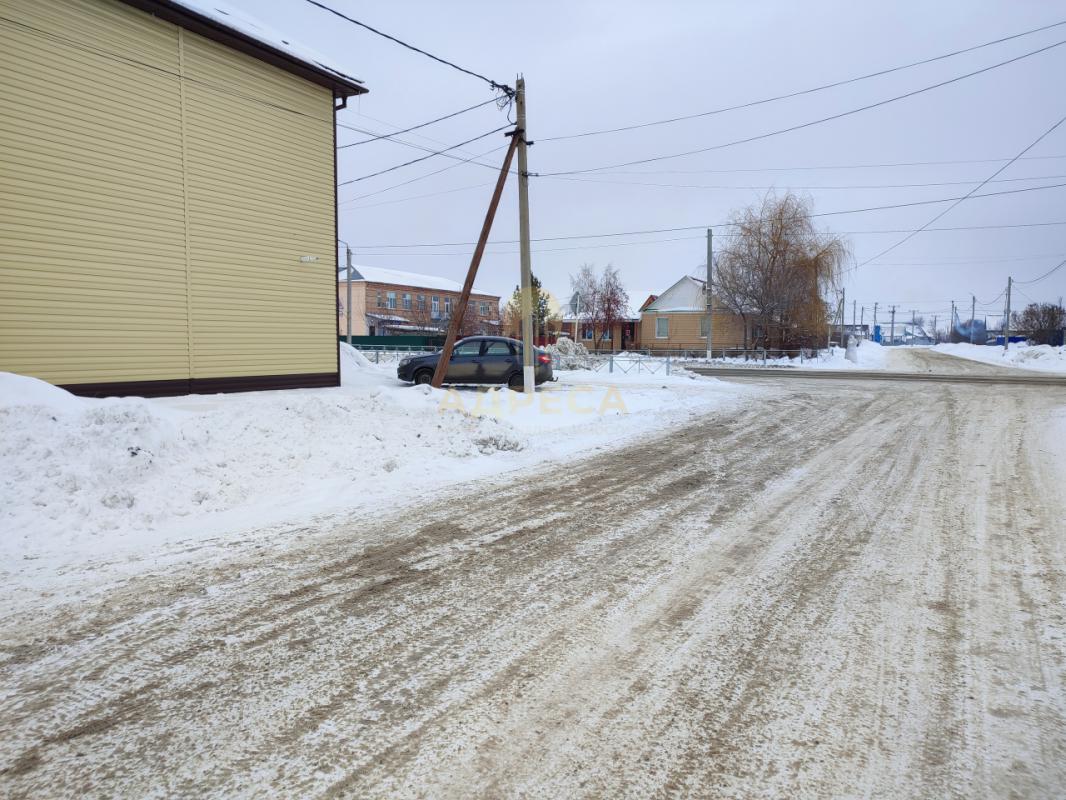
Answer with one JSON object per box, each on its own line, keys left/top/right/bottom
{"left": 403, "top": 293, "right": 411, "bottom": 310}
{"left": 387, "top": 291, "right": 396, "bottom": 309}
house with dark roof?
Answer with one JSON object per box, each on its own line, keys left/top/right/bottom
{"left": 0, "top": 0, "right": 366, "bottom": 395}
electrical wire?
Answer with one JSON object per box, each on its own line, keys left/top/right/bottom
{"left": 339, "top": 125, "right": 512, "bottom": 185}
{"left": 590, "top": 155, "right": 1066, "bottom": 176}
{"left": 352, "top": 183, "right": 1066, "bottom": 247}
{"left": 337, "top": 98, "right": 499, "bottom": 148}
{"left": 303, "top": 0, "right": 513, "bottom": 95}
{"left": 540, "top": 19, "right": 1066, "bottom": 142}
{"left": 544, "top": 173, "right": 1066, "bottom": 192}
{"left": 354, "top": 220, "right": 1066, "bottom": 251}
{"left": 534, "top": 38, "right": 1066, "bottom": 177}
{"left": 1016, "top": 257, "right": 1066, "bottom": 284}
{"left": 340, "top": 181, "right": 495, "bottom": 211}
{"left": 854, "top": 111, "right": 1066, "bottom": 270}
{"left": 340, "top": 143, "right": 511, "bottom": 201}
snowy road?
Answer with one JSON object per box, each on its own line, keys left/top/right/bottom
{"left": 2, "top": 378, "right": 1065, "bottom": 798}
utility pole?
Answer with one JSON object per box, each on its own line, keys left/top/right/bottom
{"left": 932, "top": 315, "right": 938, "bottom": 343}
{"left": 516, "top": 77, "right": 535, "bottom": 394}
{"left": 950, "top": 300, "right": 956, "bottom": 341}
{"left": 860, "top": 305, "right": 865, "bottom": 339}
{"left": 1003, "top": 275, "right": 1013, "bottom": 351}
{"left": 432, "top": 131, "right": 520, "bottom": 388}
{"left": 839, "top": 287, "right": 846, "bottom": 347}
{"left": 339, "top": 239, "right": 354, "bottom": 346}
{"left": 911, "top": 309, "right": 917, "bottom": 346}
{"left": 890, "top": 305, "right": 897, "bottom": 346}
{"left": 970, "top": 295, "right": 976, "bottom": 344}
{"left": 705, "top": 228, "right": 714, "bottom": 360}
{"left": 873, "top": 302, "right": 879, "bottom": 342}
{"left": 852, "top": 299, "right": 857, "bottom": 328}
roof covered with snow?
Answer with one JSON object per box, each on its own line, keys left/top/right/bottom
{"left": 341, "top": 265, "right": 497, "bottom": 297}
{"left": 140, "top": 0, "right": 367, "bottom": 97}
{"left": 642, "top": 276, "right": 707, "bottom": 312}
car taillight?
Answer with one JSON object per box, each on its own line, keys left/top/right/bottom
{"left": 537, "top": 353, "right": 551, "bottom": 364}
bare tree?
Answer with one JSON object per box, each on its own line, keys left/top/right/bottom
{"left": 715, "top": 192, "right": 848, "bottom": 350}
{"left": 599, "top": 265, "right": 630, "bottom": 352}
{"left": 1013, "top": 302, "right": 1066, "bottom": 345}
{"left": 570, "top": 263, "right": 600, "bottom": 347}
{"left": 568, "top": 263, "right": 630, "bottom": 351}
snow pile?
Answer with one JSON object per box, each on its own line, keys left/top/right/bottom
{"left": 546, "top": 337, "right": 594, "bottom": 369}
{"left": 1, "top": 348, "right": 757, "bottom": 599}
{"left": 703, "top": 342, "right": 891, "bottom": 370}
{"left": 0, "top": 365, "right": 524, "bottom": 572}
{"left": 340, "top": 341, "right": 373, "bottom": 373}
{"left": 932, "top": 342, "right": 1066, "bottom": 373}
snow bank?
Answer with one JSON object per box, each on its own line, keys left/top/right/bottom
{"left": 701, "top": 341, "right": 891, "bottom": 370}
{"left": 545, "top": 337, "right": 594, "bottom": 370}
{"left": 1, "top": 348, "right": 757, "bottom": 599}
{"left": 932, "top": 342, "right": 1066, "bottom": 373}
{"left": 0, "top": 361, "right": 522, "bottom": 578}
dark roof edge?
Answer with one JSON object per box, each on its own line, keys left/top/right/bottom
{"left": 120, "top": 0, "right": 368, "bottom": 98}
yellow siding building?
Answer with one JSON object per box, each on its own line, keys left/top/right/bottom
{"left": 0, "top": 0, "right": 366, "bottom": 395}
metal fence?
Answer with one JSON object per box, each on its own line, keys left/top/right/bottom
{"left": 345, "top": 343, "right": 439, "bottom": 365}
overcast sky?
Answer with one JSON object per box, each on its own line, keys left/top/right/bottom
{"left": 234, "top": 0, "right": 1065, "bottom": 328}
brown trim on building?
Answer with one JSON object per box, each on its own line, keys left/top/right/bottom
{"left": 120, "top": 0, "right": 368, "bottom": 98}
{"left": 60, "top": 372, "right": 340, "bottom": 399}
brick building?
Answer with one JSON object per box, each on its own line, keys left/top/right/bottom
{"left": 338, "top": 266, "right": 500, "bottom": 337}
{"left": 640, "top": 276, "right": 748, "bottom": 353}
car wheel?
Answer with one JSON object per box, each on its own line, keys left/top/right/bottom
{"left": 508, "top": 372, "right": 523, "bottom": 390}
{"left": 414, "top": 369, "right": 434, "bottom": 386}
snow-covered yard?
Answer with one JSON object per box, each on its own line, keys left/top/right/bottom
{"left": 0, "top": 345, "right": 755, "bottom": 604}
{"left": 930, "top": 342, "right": 1066, "bottom": 373}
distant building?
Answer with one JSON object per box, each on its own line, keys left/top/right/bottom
{"left": 875, "top": 322, "right": 934, "bottom": 345}
{"left": 338, "top": 266, "right": 500, "bottom": 337}
{"left": 640, "top": 276, "right": 747, "bottom": 353}
{"left": 555, "top": 292, "right": 655, "bottom": 351}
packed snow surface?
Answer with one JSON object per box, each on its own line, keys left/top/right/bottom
{"left": 931, "top": 342, "right": 1066, "bottom": 373}
{"left": 0, "top": 345, "right": 754, "bottom": 599}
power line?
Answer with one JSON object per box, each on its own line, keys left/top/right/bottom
{"left": 337, "top": 98, "right": 499, "bottom": 148}
{"left": 855, "top": 111, "right": 1066, "bottom": 269}
{"left": 340, "top": 181, "right": 494, "bottom": 210}
{"left": 540, "top": 19, "right": 1066, "bottom": 142}
{"left": 339, "top": 125, "right": 511, "bottom": 185}
{"left": 1015, "top": 257, "right": 1066, "bottom": 284}
{"left": 303, "top": 0, "right": 513, "bottom": 95}
{"left": 340, "top": 143, "right": 511, "bottom": 201}
{"left": 590, "top": 155, "right": 1066, "bottom": 176}
{"left": 544, "top": 173, "right": 1066, "bottom": 192}
{"left": 355, "top": 219, "right": 1066, "bottom": 250}
{"left": 533, "top": 38, "right": 1066, "bottom": 177}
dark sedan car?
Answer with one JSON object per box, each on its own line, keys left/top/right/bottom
{"left": 397, "top": 336, "right": 553, "bottom": 388}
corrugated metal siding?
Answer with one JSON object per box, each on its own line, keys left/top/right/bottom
{"left": 0, "top": 0, "right": 190, "bottom": 383}
{"left": 182, "top": 30, "right": 337, "bottom": 379}
{"left": 0, "top": 0, "right": 339, "bottom": 387}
